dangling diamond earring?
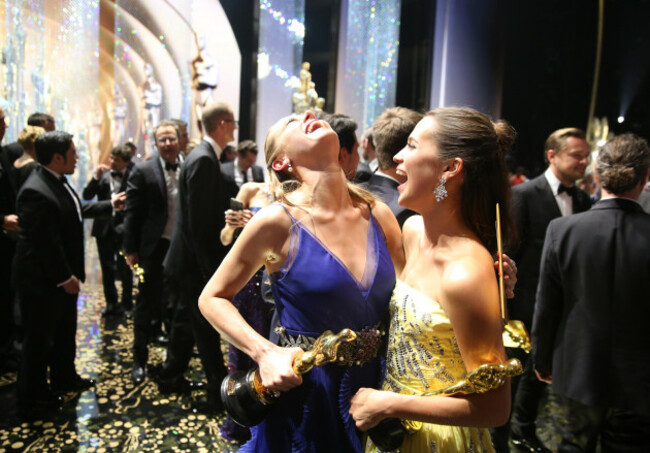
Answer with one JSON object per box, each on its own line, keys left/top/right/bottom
{"left": 287, "top": 162, "right": 293, "bottom": 173}
{"left": 433, "top": 177, "right": 448, "bottom": 202}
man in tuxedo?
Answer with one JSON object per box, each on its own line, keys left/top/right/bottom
{"left": 4, "top": 112, "right": 56, "bottom": 164}
{"left": 82, "top": 145, "right": 132, "bottom": 317}
{"left": 355, "top": 130, "right": 378, "bottom": 183}
{"left": 362, "top": 107, "right": 420, "bottom": 227}
{"left": 221, "top": 139, "right": 264, "bottom": 189}
{"left": 533, "top": 133, "right": 650, "bottom": 451}
{"left": 13, "top": 131, "right": 121, "bottom": 417}
{"left": 0, "top": 106, "right": 20, "bottom": 373}
{"left": 506, "top": 127, "right": 592, "bottom": 452}
{"left": 160, "top": 102, "right": 236, "bottom": 411}
{"left": 169, "top": 118, "right": 189, "bottom": 156}
{"left": 123, "top": 121, "right": 182, "bottom": 383}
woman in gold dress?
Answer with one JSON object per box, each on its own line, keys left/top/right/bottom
{"left": 350, "top": 107, "right": 517, "bottom": 452}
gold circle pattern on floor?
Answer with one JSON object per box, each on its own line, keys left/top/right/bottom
{"left": 0, "top": 282, "right": 241, "bottom": 453}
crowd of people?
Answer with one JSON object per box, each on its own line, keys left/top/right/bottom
{"left": 1, "top": 100, "right": 649, "bottom": 452}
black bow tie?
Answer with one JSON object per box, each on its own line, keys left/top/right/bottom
{"left": 165, "top": 162, "right": 179, "bottom": 172}
{"left": 557, "top": 184, "right": 576, "bottom": 196}
{"left": 111, "top": 171, "right": 123, "bottom": 178}
{"left": 59, "top": 175, "right": 68, "bottom": 184}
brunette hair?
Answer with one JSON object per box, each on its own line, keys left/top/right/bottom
{"left": 372, "top": 107, "right": 423, "bottom": 170}
{"left": 427, "top": 107, "right": 517, "bottom": 252}
{"left": 596, "top": 133, "right": 650, "bottom": 195}
{"left": 264, "top": 117, "right": 375, "bottom": 207}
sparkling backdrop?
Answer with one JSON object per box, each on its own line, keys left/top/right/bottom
{"left": 256, "top": 0, "right": 305, "bottom": 150}
{"left": 335, "top": 0, "right": 401, "bottom": 131}
{"left": 1, "top": 0, "right": 44, "bottom": 142}
{"left": 1, "top": 0, "right": 240, "bottom": 167}
{"left": 0, "top": 0, "right": 99, "bottom": 190}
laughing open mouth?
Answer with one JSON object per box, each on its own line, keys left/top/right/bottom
{"left": 304, "top": 119, "right": 325, "bottom": 134}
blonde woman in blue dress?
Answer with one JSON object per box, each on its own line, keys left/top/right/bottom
{"left": 350, "top": 107, "right": 517, "bottom": 452}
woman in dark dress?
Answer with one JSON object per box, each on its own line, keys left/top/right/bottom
{"left": 199, "top": 111, "right": 403, "bottom": 452}
{"left": 218, "top": 181, "right": 275, "bottom": 443}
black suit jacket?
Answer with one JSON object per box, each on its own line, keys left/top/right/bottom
{"left": 221, "top": 160, "right": 264, "bottom": 188}
{"left": 123, "top": 158, "right": 169, "bottom": 258}
{"left": 532, "top": 198, "right": 650, "bottom": 415}
{"left": 362, "top": 173, "right": 415, "bottom": 227}
{"left": 12, "top": 166, "right": 112, "bottom": 289}
{"left": 82, "top": 168, "right": 130, "bottom": 238}
{"left": 509, "top": 173, "right": 592, "bottom": 327}
{"left": 164, "top": 140, "right": 234, "bottom": 283}
{"left": 4, "top": 142, "right": 24, "bottom": 165}
{"left": 638, "top": 191, "right": 650, "bottom": 214}
{"left": 0, "top": 145, "right": 17, "bottom": 227}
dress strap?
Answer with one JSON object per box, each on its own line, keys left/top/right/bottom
{"left": 272, "top": 202, "right": 298, "bottom": 224}
{"left": 270, "top": 202, "right": 301, "bottom": 274}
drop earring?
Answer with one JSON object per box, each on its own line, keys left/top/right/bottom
{"left": 433, "top": 177, "right": 448, "bottom": 202}
{"left": 287, "top": 162, "right": 293, "bottom": 173}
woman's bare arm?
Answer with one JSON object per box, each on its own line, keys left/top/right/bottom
{"left": 200, "top": 205, "right": 303, "bottom": 391}
{"left": 350, "top": 252, "right": 510, "bottom": 429}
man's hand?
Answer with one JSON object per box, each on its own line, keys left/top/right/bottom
{"left": 126, "top": 252, "right": 139, "bottom": 269}
{"left": 494, "top": 253, "right": 518, "bottom": 299}
{"left": 224, "top": 209, "right": 254, "bottom": 228}
{"left": 535, "top": 369, "right": 552, "bottom": 384}
{"left": 94, "top": 164, "right": 109, "bottom": 179}
{"left": 111, "top": 192, "right": 126, "bottom": 211}
{"left": 62, "top": 276, "right": 81, "bottom": 295}
{"left": 2, "top": 214, "right": 19, "bottom": 231}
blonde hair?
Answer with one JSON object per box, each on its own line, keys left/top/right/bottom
{"left": 264, "top": 119, "right": 376, "bottom": 208}
{"left": 17, "top": 126, "right": 46, "bottom": 150}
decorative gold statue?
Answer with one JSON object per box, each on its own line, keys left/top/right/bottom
{"left": 293, "top": 62, "right": 326, "bottom": 114}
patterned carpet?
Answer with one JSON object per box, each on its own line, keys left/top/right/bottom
{"left": 0, "top": 256, "right": 567, "bottom": 452}
{"left": 0, "top": 282, "right": 241, "bottom": 453}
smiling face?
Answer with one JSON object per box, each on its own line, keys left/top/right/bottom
{"left": 265, "top": 111, "right": 339, "bottom": 172}
{"left": 393, "top": 116, "right": 445, "bottom": 211}
{"left": 154, "top": 125, "right": 180, "bottom": 164}
{"left": 548, "top": 136, "right": 590, "bottom": 185}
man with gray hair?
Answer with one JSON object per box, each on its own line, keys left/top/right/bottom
{"left": 160, "top": 102, "right": 237, "bottom": 412}
{"left": 533, "top": 133, "right": 650, "bottom": 451}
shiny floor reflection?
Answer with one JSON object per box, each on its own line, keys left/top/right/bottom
{"left": 0, "top": 283, "right": 240, "bottom": 452}
{"left": 0, "top": 285, "right": 567, "bottom": 452}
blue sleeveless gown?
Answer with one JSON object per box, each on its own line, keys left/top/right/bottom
{"left": 238, "top": 205, "right": 395, "bottom": 453}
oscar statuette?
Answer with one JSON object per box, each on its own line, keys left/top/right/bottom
{"left": 220, "top": 328, "right": 357, "bottom": 427}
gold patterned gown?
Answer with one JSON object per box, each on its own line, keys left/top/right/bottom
{"left": 366, "top": 281, "right": 495, "bottom": 453}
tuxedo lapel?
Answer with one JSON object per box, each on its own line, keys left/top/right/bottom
{"left": 119, "top": 167, "right": 130, "bottom": 192}
{"left": 535, "top": 176, "right": 562, "bottom": 218}
{"left": 39, "top": 168, "right": 82, "bottom": 224}
{"left": 152, "top": 158, "right": 167, "bottom": 205}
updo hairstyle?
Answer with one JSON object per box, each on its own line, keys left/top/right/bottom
{"left": 596, "top": 133, "right": 650, "bottom": 195}
{"left": 426, "top": 107, "right": 517, "bottom": 252}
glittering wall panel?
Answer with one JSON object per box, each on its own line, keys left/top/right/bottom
{"left": 335, "top": 0, "right": 401, "bottom": 131}
{"left": 0, "top": 0, "right": 100, "bottom": 190}
{"left": 256, "top": 0, "right": 305, "bottom": 150}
